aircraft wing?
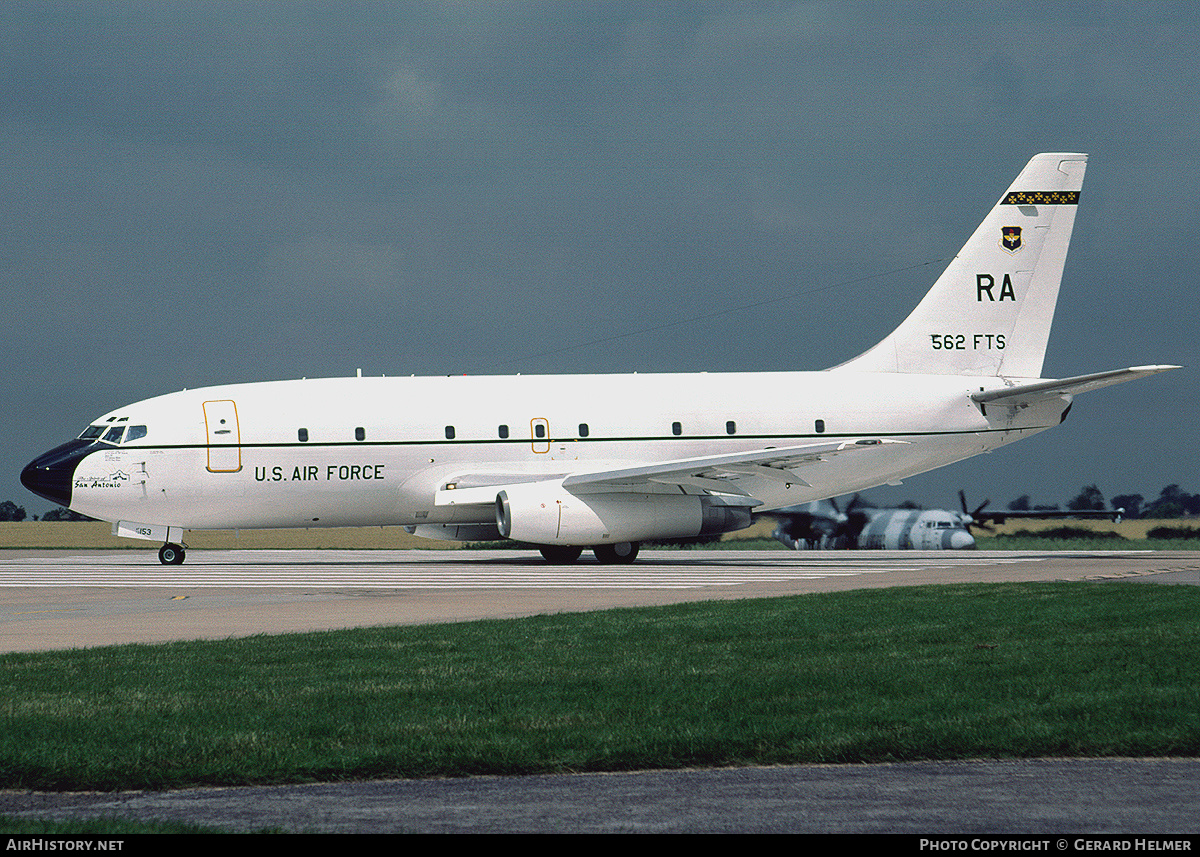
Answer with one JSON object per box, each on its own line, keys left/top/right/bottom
{"left": 434, "top": 438, "right": 907, "bottom": 507}
{"left": 971, "top": 365, "right": 1179, "bottom": 406}
{"left": 561, "top": 438, "right": 907, "bottom": 497}
{"left": 976, "top": 508, "right": 1126, "bottom": 524}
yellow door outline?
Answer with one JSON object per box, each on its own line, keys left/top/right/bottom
{"left": 203, "top": 400, "right": 242, "bottom": 473}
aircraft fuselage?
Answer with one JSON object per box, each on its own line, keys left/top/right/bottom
{"left": 27, "top": 369, "right": 1066, "bottom": 536}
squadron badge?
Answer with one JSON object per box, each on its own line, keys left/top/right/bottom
{"left": 1000, "top": 225, "right": 1022, "bottom": 254}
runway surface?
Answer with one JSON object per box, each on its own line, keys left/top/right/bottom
{"left": 3, "top": 548, "right": 1199, "bottom": 834}
{"left": 3, "top": 548, "right": 1198, "bottom": 653}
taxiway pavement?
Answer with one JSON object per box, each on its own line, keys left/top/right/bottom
{"left": 3, "top": 757, "right": 1198, "bottom": 834}
{"left": 1, "top": 548, "right": 1198, "bottom": 653}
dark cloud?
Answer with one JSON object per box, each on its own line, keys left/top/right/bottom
{"left": 3, "top": 2, "right": 1196, "bottom": 516}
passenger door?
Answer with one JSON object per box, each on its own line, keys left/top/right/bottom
{"left": 203, "top": 400, "right": 242, "bottom": 473}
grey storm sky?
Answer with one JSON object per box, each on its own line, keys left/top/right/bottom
{"left": 2, "top": 1, "right": 1196, "bottom": 517}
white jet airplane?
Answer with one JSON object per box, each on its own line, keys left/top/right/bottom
{"left": 21, "top": 153, "right": 1178, "bottom": 565}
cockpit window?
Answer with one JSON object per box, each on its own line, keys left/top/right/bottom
{"left": 79, "top": 425, "right": 105, "bottom": 441}
{"left": 103, "top": 426, "right": 125, "bottom": 444}
{"left": 124, "top": 425, "right": 148, "bottom": 443}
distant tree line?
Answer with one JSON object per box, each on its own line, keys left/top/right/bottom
{"left": 0, "top": 502, "right": 95, "bottom": 522}
{"left": 1008, "top": 484, "right": 1200, "bottom": 519}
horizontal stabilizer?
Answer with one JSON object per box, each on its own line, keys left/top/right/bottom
{"left": 971, "top": 365, "right": 1180, "bottom": 406}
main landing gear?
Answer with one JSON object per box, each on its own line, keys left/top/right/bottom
{"left": 158, "top": 542, "right": 186, "bottom": 565}
{"left": 538, "top": 542, "right": 640, "bottom": 565}
{"left": 538, "top": 545, "right": 584, "bottom": 564}
{"left": 593, "top": 542, "right": 639, "bottom": 564}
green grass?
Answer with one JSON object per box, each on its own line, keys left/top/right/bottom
{"left": 975, "top": 535, "right": 1200, "bottom": 550}
{"left": 2, "top": 582, "right": 1198, "bottom": 792}
{"left": 0, "top": 815, "right": 253, "bottom": 834}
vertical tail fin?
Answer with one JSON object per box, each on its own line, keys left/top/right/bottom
{"left": 833, "top": 153, "right": 1087, "bottom": 378}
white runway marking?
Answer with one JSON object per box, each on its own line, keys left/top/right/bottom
{"left": 0, "top": 550, "right": 1047, "bottom": 589}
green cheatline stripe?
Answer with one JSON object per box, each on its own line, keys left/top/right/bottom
{"left": 1001, "top": 190, "right": 1080, "bottom": 205}
{"left": 105, "top": 425, "right": 1035, "bottom": 453}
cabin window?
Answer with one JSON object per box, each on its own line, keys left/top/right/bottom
{"left": 498, "top": 424, "right": 509, "bottom": 439}
{"left": 726, "top": 420, "right": 737, "bottom": 435}
{"left": 445, "top": 426, "right": 456, "bottom": 440}
{"left": 578, "top": 423, "right": 589, "bottom": 438}
{"left": 355, "top": 427, "right": 366, "bottom": 441}
{"left": 124, "top": 425, "right": 148, "bottom": 443}
{"left": 103, "top": 426, "right": 125, "bottom": 444}
{"left": 815, "top": 419, "right": 825, "bottom": 434}
{"left": 672, "top": 421, "right": 682, "bottom": 436}
{"left": 534, "top": 423, "right": 546, "bottom": 439}
{"left": 298, "top": 428, "right": 309, "bottom": 442}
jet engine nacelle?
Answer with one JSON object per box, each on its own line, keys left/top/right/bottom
{"left": 495, "top": 482, "right": 755, "bottom": 546}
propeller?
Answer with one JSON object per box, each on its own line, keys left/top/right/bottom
{"left": 844, "top": 493, "right": 876, "bottom": 513}
{"left": 958, "top": 491, "right": 997, "bottom": 534}
{"left": 770, "top": 498, "right": 856, "bottom": 547}
{"left": 829, "top": 495, "right": 870, "bottom": 544}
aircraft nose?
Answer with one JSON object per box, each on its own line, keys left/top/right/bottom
{"left": 20, "top": 440, "right": 93, "bottom": 508}
{"left": 950, "top": 529, "right": 977, "bottom": 550}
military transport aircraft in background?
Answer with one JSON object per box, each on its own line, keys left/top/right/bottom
{"left": 21, "top": 153, "right": 1178, "bottom": 564}
{"left": 768, "top": 492, "right": 1126, "bottom": 551}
